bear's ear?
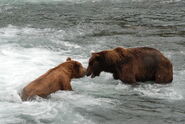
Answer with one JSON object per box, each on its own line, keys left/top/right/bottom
{"left": 66, "top": 57, "right": 72, "bottom": 61}
{"left": 91, "top": 52, "right": 102, "bottom": 61}
{"left": 114, "top": 47, "right": 124, "bottom": 53}
{"left": 91, "top": 52, "right": 96, "bottom": 56}
{"left": 91, "top": 52, "right": 100, "bottom": 57}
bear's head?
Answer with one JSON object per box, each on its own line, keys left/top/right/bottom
{"left": 66, "top": 57, "right": 86, "bottom": 78}
{"left": 86, "top": 53, "right": 104, "bottom": 78}
{"left": 86, "top": 47, "right": 130, "bottom": 78}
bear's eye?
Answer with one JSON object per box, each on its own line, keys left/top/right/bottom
{"left": 76, "top": 63, "right": 81, "bottom": 68}
{"left": 89, "top": 61, "right": 94, "bottom": 66}
{"left": 78, "top": 63, "right": 82, "bottom": 68}
{"left": 90, "top": 60, "right": 99, "bottom": 67}
{"left": 74, "top": 63, "right": 80, "bottom": 72}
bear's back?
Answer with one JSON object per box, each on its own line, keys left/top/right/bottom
{"left": 127, "top": 47, "right": 172, "bottom": 82}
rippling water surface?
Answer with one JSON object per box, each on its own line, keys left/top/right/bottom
{"left": 0, "top": 0, "right": 185, "bottom": 124}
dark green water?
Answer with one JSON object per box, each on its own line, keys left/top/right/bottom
{"left": 0, "top": 0, "right": 185, "bottom": 124}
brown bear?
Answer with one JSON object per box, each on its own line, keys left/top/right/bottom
{"left": 21, "top": 57, "right": 86, "bottom": 101}
{"left": 86, "top": 47, "right": 173, "bottom": 85}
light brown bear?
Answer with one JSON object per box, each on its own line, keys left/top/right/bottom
{"left": 21, "top": 57, "right": 86, "bottom": 101}
{"left": 86, "top": 47, "right": 173, "bottom": 85}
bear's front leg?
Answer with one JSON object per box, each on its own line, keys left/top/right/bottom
{"left": 60, "top": 81, "right": 73, "bottom": 91}
{"left": 119, "top": 64, "right": 137, "bottom": 85}
{"left": 119, "top": 74, "right": 137, "bottom": 85}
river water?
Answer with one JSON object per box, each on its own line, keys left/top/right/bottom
{"left": 0, "top": 0, "right": 185, "bottom": 124}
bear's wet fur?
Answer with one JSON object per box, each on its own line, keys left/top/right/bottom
{"left": 21, "top": 57, "right": 86, "bottom": 101}
{"left": 86, "top": 47, "right": 173, "bottom": 85}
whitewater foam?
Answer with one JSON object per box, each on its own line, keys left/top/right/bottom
{"left": 133, "top": 84, "right": 183, "bottom": 100}
{"left": 0, "top": 44, "right": 64, "bottom": 100}
{"left": 0, "top": 42, "right": 96, "bottom": 123}
{"left": 0, "top": 1, "right": 184, "bottom": 123}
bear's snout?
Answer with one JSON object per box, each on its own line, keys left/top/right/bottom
{"left": 81, "top": 67, "right": 87, "bottom": 77}
{"left": 75, "top": 67, "right": 86, "bottom": 78}
{"left": 86, "top": 67, "right": 92, "bottom": 76}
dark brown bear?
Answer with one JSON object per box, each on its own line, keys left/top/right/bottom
{"left": 86, "top": 47, "right": 173, "bottom": 85}
{"left": 21, "top": 57, "right": 86, "bottom": 101}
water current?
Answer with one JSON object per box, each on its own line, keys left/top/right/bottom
{"left": 0, "top": 0, "right": 185, "bottom": 124}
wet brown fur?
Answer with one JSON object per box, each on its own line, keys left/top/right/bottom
{"left": 21, "top": 58, "right": 86, "bottom": 101}
{"left": 86, "top": 47, "right": 173, "bottom": 85}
